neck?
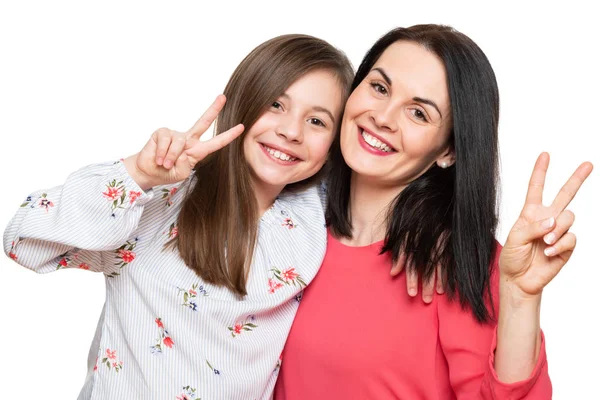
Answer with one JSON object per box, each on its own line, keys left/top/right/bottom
{"left": 345, "top": 173, "right": 406, "bottom": 246}
{"left": 254, "top": 182, "right": 285, "bottom": 217}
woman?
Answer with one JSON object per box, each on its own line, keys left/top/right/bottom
{"left": 4, "top": 34, "right": 353, "bottom": 399}
{"left": 275, "top": 25, "right": 592, "bottom": 398}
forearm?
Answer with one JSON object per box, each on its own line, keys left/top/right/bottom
{"left": 494, "top": 278, "right": 542, "bottom": 383}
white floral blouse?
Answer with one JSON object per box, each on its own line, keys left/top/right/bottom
{"left": 3, "top": 160, "right": 327, "bottom": 400}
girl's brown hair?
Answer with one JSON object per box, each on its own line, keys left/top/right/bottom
{"left": 176, "top": 34, "right": 354, "bottom": 296}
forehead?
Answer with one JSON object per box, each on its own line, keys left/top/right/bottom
{"left": 284, "top": 69, "right": 343, "bottom": 109}
{"left": 374, "top": 41, "right": 449, "bottom": 107}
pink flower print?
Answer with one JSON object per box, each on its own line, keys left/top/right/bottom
{"left": 163, "top": 336, "right": 174, "bottom": 348}
{"left": 56, "top": 253, "right": 72, "bottom": 270}
{"left": 282, "top": 217, "right": 297, "bottom": 229}
{"left": 103, "top": 179, "right": 127, "bottom": 212}
{"left": 176, "top": 386, "right": 197, "bottom": 400}
{"left": 78, "top": 263, "right": 90, "bottom": 270}
{"left": 178, "top": 283, "right": 208, "bottom": 311}
{"left": 128, "top": 190, "right": 142, "bottom": 204}
{"left": 268, "top": 266, "right": 307, "bottom": 292}
{"left": 118, "top": 249, "right": 136, "bottom": 263}
{"left": 228, "top": 315, "right": 257, "bottom": 338}
{"left": 107, "top": 240, "right": 138, "bottom": 277}
{"left": 101, "top": 348, "right": 123, "bottom": 372}
{"left": 93, "top": 356, "right": 98, "bottom": 371}
{"left": 38, "top": 195, "right": 54, "bottom": 212}
{"left": 169, "top": 225, "right": 179, "bottom": 239}
{"left": 151, "top": 317, "right": 175, "bottom": 354}
{"left": 9, "top": 252, "right": 17, "bottom": 261}
{"left": 103, "top": 186, "right": 123, "bottom": 201}
{"left": 162, "top": 187, "right": 178, "bottom": 207}
{"left": 268, "top": 278, "right": 284, "bottom": 294}
{"left": 106, "top": 349, "right": 117, "bottom": 360}
{"left": 281, "top": 267, "right": 299, "bottom": 283}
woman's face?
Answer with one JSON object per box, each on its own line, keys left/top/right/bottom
{"left": 243, "top": 69, "right": 343, "bottom": 194}
{"left": 340, "top": 40, "right": 454, "bottom": 187}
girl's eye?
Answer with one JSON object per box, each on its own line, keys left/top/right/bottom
{"left": 309, "top": 118, "right": 326, "bottom": 128}
{"left": 272, "top": 101, "right": 283, "bottom": 110}
{"left": 370, "top": 82, "right": 388, "bottom": 95}
{"left": 411, "top": 108, "right": 429, "bottom": 123}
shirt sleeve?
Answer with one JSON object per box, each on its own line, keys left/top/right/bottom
{"left": 3, "top": 160, "right": 154, "bottom": 274}
{"left": 437, "top": 242, "right": 552, "bottom": 399}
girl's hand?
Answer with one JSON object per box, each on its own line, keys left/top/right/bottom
{"left": 124, "top": 95, "right": 244, "bottom": 190}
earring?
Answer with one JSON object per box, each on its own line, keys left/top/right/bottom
{"left": 440, "top": 161, "right": 448, "bottom": 169}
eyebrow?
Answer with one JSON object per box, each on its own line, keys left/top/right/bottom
{"left": 371, "top": 67, "right": 443, "bottom": 119}
{"left": 281, "top": 93, "right": 336, "bottom": 124}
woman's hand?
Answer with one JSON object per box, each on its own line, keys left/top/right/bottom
{"left": 123, "top": 95, "right": 244, "bottom": 190}
{"left": 391, "top": 254, "right": 445, "bottom": 304}
{"left": 500, "top": 152, "right": 593, "bottom": 301}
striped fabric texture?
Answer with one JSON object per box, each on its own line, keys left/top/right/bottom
{"left": 3, "top": 161, "right": 327, "bottom": 399}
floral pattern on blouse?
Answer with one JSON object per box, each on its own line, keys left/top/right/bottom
{"left": 101, "top": 348, "right": 123, "bottom": 372}
{"left": 150, "top": 317, "right": 174, "bottom": 355}
{"left": 268, "top": 266, "right": 306, "bottom": 294}
{"left": 106, "top": 240, "right": 138, "bottom": 278}
{"left": 162, "top": 187, "right": 178, "bottom": 207}
{"left": 103, "top": 179, "right": 128, "bottom": 212}
{"left": 175, "top": 385, "right": 197, "bottom": 400}
{"left": 177, "top": 283, "right": 208, "bottom": 311}
{"left": 20, "top": 193, "right": 55, "bottom": 212}
{"left": 206, "top": 360, "right": 221, "bottom": 375}
{"left": 228, "top": 315, "right": 257, "bottom": 338}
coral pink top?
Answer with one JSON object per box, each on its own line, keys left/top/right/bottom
{"left": 274, "top": 231, "right": 551, "bottom": 399}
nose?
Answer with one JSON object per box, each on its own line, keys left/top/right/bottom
{"left": 276, "top": 114, "right": 304, "bottom": 143}
{"left": 370, "top": 101, "right": 399, "bottom": 132}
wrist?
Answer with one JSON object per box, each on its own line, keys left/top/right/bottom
{"left": 123, "top": 154, "right": 154, "bottom": 191}
{"left": 499, "top": 275, "right": 542, "bottom": 310}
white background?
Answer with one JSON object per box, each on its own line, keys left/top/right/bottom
{"left": 0, "top": 1, "right": 598, "bottom": 398}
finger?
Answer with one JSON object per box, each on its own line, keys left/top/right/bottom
{"left": 422, "top": 274, "right": 435, "bottom": 304}
{"left": 524, "top": 152, "right": 549, "bottom": 206}
{"left": 436, "top": 263, "right": 445, "bottom": 294}
{"left": 163, "top": 134, "right": 187, "bottom": 170}
{"left": 543, "top": 210, "right": 575, "bottom": 245}
{"left": 154, "top": 128, "right": 174, "bottom": 166}
{"left": 186, "top": 124, "right": 244, "bottom": 163}
{"left": 186, "top": 94, "right": 227, "bottom": 140}
{"left": 550, "top": 162, "right": 594, "bottom": 212}
{"left": 509, "top": 216, "right": 556, "bottom": 246}
{"left": 406, "top": 261, "right": 418, "bottom": 297}
{"left": 544, "top": 232, "right": 576, "bottom": 259}
{"left": 390, "top": 252, "right": 406, "bottom": 277}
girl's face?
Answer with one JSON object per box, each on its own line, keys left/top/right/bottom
{"left": 243, "top": 69, "right": 343, "bottom": 194}
{"left": 340, "top": 40, "right": 454, "bottom": 187}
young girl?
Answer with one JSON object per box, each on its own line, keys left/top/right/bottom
{"left": 275, "top": 24, "right": 593, "bottom": 399}
{"left": 4, "top": 34, "right": 353, "bottom": 399}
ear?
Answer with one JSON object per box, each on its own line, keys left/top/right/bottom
{"left": 435, "top": 146, "right": 455, "bottom": 169}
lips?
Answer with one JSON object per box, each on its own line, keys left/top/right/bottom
{"left": 259, "top": 143, "right": 302, "bottom": 164}
{"left": 357, "top": 126, "right": 397, "bottom": 155}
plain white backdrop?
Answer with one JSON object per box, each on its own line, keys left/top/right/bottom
{"left": 0, "top": 1, "right": 598, "bottom": 398}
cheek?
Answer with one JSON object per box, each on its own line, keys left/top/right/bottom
{"left": 307, "top": 135, "right": 334, "bottom": 166}
{"left": 400, "top": 127, "right": 445, "bottom": 157}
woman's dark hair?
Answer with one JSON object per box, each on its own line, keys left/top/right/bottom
{"left": 175, "top": 34, "right": 354, "bottom": 297}
{"left": 327, "top": 24, "right": 500, "bottom": 322}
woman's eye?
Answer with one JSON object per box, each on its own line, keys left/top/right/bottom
{"left": 309, "top": 118, "right": 326, "bottom": 127}
{"left": 272, "top": 101, "right": 283, "bottom": 110}
{"left": 411, "top": 108, "right": 429, "bottom": 122}
{"left": 370, "top": 82, "right": 388, "bottom": 95}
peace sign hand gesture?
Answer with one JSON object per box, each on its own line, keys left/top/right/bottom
{"left": 124, "top": 95, "right": 244, "bottom": 190}
{"left": 499, "top": 152, "right": 593, "bottom": 299}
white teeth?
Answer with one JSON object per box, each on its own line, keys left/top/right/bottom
{"left": 361, "top": 130, "right": 393, "bottom": 152}
{"left": 264, "top": 145, "right": 297, "bottom": 161}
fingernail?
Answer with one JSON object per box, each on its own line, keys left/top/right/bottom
{"left": 544, "top": 247, "right": 556, "bottom": 257}
{"left": 408, "top": 288, "right": 417, "bottom": 296}
{"left": 542, "top": 217, "right": 555, "bottom": 229}
{"left": 164, "top": 160, "right": 172, "bottom": 168}
{"left": 544, "top": 232, "right": 556, "bottom": 245}
{"left": 156, "top": 157, "right": 164, "bottom": 166}
{"left": 423, "top": 295, "right": 432, "bottom": 303}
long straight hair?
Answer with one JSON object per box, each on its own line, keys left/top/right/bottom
{"left": 176, "top": 35, "right": 354, "bottom": 297}
{"left": 327, "top": 25, "right": 500, "bottom": 322}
